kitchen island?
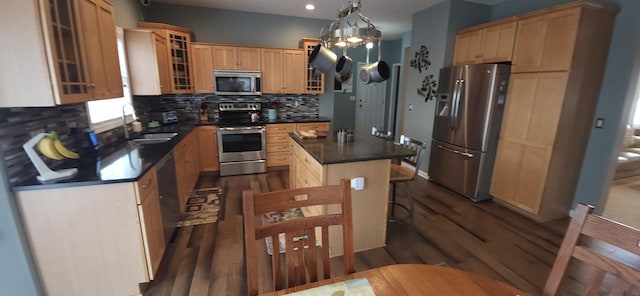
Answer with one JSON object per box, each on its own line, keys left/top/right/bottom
{"left": 289, "top": 132, "right": 415, "bottom": 256}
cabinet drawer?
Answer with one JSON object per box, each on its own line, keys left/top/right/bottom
{"left": 296, "top": 122, "right": 330, "bottom": 131}
{"left": 135, "top": 167, "right": 157, "bottom": 204}
{"left": 291, "top": 141, "right": 322, "bottom": 182}
{"left": 267, "top": 142, "right": 290, "bottom": 153}
{"left": 267, "top": 152, "right": 289, "bottom": 167}
{"left": 267, "top": 133, "right": 291, "bottom": 144}
{"left": 267, "top": 123, "right": 295, "bottom": 133}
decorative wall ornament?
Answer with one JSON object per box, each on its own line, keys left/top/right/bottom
{"left": 409, "top": 45, "right": 438, "bottom": 101}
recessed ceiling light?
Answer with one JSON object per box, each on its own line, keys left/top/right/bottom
{"left": 305, "top": 4, "right": 316, "bottom": 10}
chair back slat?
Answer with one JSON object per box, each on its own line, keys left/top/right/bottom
{"left": 543, "top": 204, "right": 640, "bottom": 296}
{"left": 243, "top": 179, "right": 354, "bottom": 296}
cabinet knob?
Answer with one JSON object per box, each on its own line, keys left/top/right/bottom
{"left": 88, "top": 83, "right": 96, "bottom": 88}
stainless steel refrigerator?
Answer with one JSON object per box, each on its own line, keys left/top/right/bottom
{"left": 428, "top": 64, "right": 510, "bottom": 202}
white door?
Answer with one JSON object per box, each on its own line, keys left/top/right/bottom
{"left": 356, "top": 63, "right": 387, "bottom": 133}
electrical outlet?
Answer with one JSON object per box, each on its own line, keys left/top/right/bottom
{"left": 350, "top": 177, "right": 365, "bottom": 190}
{"left": 409, "top": 104, "right": 414, "bottom": 111}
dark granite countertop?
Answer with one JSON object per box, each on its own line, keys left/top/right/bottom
{"left": 12, "top": 117, "right": 332, "bottom": 192}
{"left": 195, "top": 117, "right": 331, "bottom": 126}
{"left": 290, "top": 131, "right": 416, "bottom": 165}
{"left": 12, "top": 123, "right": 196, "bottom": 191}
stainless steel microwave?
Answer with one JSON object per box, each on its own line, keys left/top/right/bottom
{"left": 214, "top": 70, "right": 262, "bottom": 95}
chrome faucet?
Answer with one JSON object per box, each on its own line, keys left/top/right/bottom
{"left": 122, "top": 103, "right": 137, "bottom": 139}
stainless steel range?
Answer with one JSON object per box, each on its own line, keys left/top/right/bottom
{"left": 216, "top": 102, "right": 266, "bottom": 176}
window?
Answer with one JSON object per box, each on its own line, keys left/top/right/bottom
{"left": 86, "top": 27, "right": 134, "bottom": 134}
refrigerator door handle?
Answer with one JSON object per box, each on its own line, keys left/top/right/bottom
{"left": 451, "top": 80, "right": 461, "bottom": 130}
{"left": 454, "top": 79, "right": 465, "bottom": 130}
{"left": 437, "top": 145, "right": 474, "bottom": 158}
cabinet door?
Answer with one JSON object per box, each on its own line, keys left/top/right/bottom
{"left": 237, "top": 47, "right": 262, "bottom": 70}
{"left": 501, "top": 72, "right": 568, "bottom": 147}
{"left": 166, "top": 31, "right": 193, "bottom": 93}
{"left": 512, "top": 7, "right": 580, "bottom": 72}
{"left": 283, "top": 49, "right": 305, "bottom": 94}
{"left": 154, "top": 34, "right": 171, "bottom": 94}
{"left": 261, "top": 48, "right": 284, "bottom": 93}
{"left": 76, "top": 0, "right": 122, "bottom": 99}
{"left": 197, "top": 126, "right": 219, "bottom": 172}
{"left": 481, "top": 21, "right": 516, "bottom": 63}
{"left": 491, "top": 140, "right": 550, "bottom": 214}
{"left": 492, "top": 72, "right": 568, "bottom": 214}
{"left": 192, "top": 44, "right": 215, "bottom": 93}
{"left": 212, "top": 45, "right": 238, "bottom": 70}
{"left": 47, "top": 0, "right": 92, "bottom": 104}
{"left": 138, "top": 185, "right": 165, "bottom": 279}
{"left": 453, "top": 30, "right": 483, "bottom": 65}
{"left": 299, "top": 39, "right": 324, "bottom": 94}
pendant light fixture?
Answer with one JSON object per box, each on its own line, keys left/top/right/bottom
{"left": 308, "top": 0, "right": 389, "bottom": 84}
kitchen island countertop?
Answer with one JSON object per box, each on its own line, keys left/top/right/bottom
{"left": 290, "top": 131, "right": 416, "bottom": 165}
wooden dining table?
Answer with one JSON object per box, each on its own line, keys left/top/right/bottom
{"left": 261, "top": 264, "right": 528, "bottom": 295}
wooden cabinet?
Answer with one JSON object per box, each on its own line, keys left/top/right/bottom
{"left": 76, "top": 0, "right": 123, "bottom": 99}
{"left": 135, "top": 167, "right": 165, "bottom": 279}
{"left": 15, "top": 167, "right": 168, "bottom": 295}
{"left": 197, "top": 126, "right": 219, "bottom": 171}
{"left": 267, "top": 124, "right": 296, "bottom": 167}
{"left": 261, "top": 48, "right": 305, "bottom": 94}
{"left": 490, "top": 2, "right": 617, "bottom": 222}
{"left": 267, "top": 122, "right": 330, "bottom": 168}
{"left": 192, "top": 43, "right": 215, "bottom": 93}
{"left": 453, "top": 18, "right": 516, "bottom": 65}
{"left": 491, "top": 72, "right": 568, "bottom": 214}
{"left": 212, "top": 45, "right": 261, "bottom": 70}
{"left": 138, "top": 22, "right": 194, "bottom": 93}
{"left": 1, "top": 0, "right": 122, "bottom": 107}
{"left": 125, "top": 29, "right": 172, "bottom": 95}
{"left": 289, "top": 139, "right": 391, "bottom": 257}
{"left": 299, "top": 38, "right": 325, "bottom": 94}
{"left": 511, "top": 7, "right": 580, "bottom": 73}
{"left": 174, "top": 131, "right": 199, "bottom": 211}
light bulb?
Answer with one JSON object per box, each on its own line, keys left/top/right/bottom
{"left": 305, "top": 4, "right": 315, "bottom": 10}
{"left": 347, "top": 36, "right": 362, "bottom": 43}
{"left": 366, "top": 42, "right": 374, "bottom": 49}
{"left": 335, "top": 41, "right": 347, "bottom": 47}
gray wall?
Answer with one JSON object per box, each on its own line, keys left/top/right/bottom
{"left": 144, "top": 3, "right": 330, "bottom": 48}
{"left": 490, "top": 0, "right": 640, "bottom": 209}
{"left": 143, "top": 2, "right": 403, "bottom": 132}
{"left": 401, "top": 0, "right": 491, "bottom": 172}
{"left": 0, "top": 156, "right": 41, "bottom": 295}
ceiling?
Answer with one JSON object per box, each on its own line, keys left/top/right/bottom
{"left": 148, "top": 0, "right": 506, "bottom": 40}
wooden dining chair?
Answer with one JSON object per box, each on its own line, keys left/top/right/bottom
{"left": 388, "top": 136, "right": 427, "bottom": 223}
{"left": 242, "top": 179, "right": 355, "bottom": 296}
{"left": 543, "top": 203, "right": 640, "bottom": 295}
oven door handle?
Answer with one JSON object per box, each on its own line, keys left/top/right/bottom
{"left": 218, "top": 126, "right": 265, "bottom": 132}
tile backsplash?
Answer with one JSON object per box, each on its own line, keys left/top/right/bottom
{"left": 133, "top": 94, "right": 320, "bottom": 123}
{"left": 1, "top": 94, "right": 319, "bottom": 186}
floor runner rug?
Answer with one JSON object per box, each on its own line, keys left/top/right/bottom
{"left": 176, "top": 187, "right": 224, "bottom": 227}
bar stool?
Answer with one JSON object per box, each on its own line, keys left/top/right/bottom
{"left": 388, "top": 136, "right": 427, "bottom": 223}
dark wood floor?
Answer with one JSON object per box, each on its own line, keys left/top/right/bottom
{"left": 143, "top": 170, "right": 573, "bottom": 296}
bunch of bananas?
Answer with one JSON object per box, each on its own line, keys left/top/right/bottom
{"left": 37, "top": 131, "right": 80, "bottom": 160}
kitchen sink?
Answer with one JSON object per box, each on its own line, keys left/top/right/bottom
{"left": 129, "top": 132, "right": 178, "bottom": 144}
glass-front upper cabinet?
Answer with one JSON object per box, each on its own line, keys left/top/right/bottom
{"left": 138, "top": 22, "right": 194, "bottom": 94}
{"left": 45, "top": 0, "right": 91, "bottom": 104}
